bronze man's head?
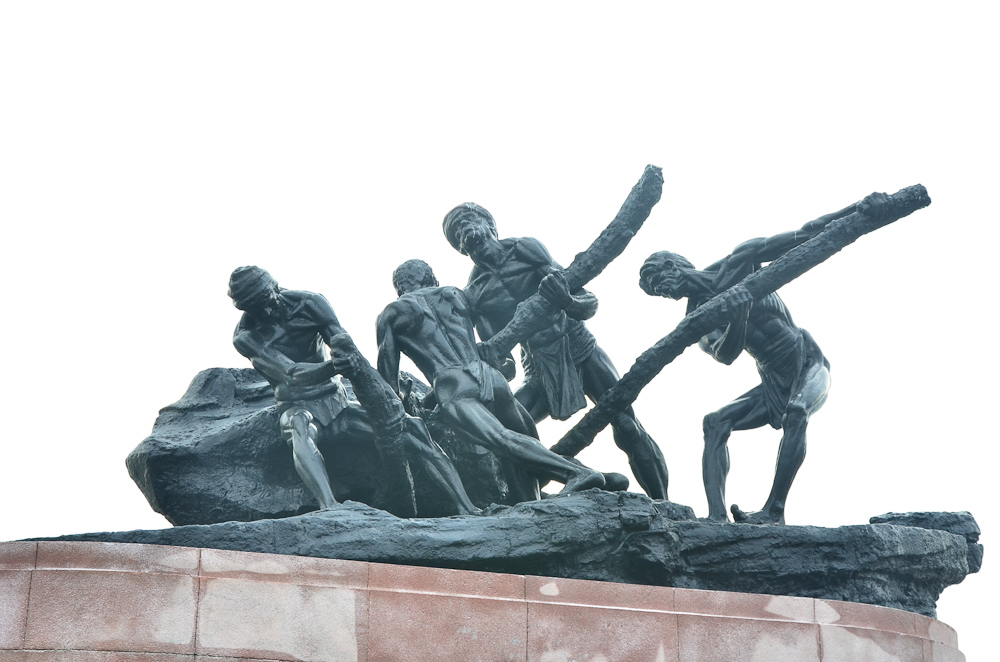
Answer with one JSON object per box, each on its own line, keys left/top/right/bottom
{"left": 639, "top": 251, "right": 695, "bottom": 299}
{"left": 229, "top": 265, "right": 280, "bottom": 315}
{"left": 442, "top": 203, "right": 498, "bottom": 256}
{"left": 392, "top": 259, "right": 439, "bottom": 296}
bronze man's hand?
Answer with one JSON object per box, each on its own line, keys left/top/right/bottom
{"left": 538, "top": 271, "right": 573, "bottom": 309}
{"left": 497, "top": 356, "right": 517, "bottom": 381}
{"left": 331, "top": 355, "right": 362, "bottom": 376}
{"left": 477, "top": 342, "right": 515, "bottom": 380}
{"left": 477, "top": 341, "right": 502, "bottom": 369}
{"left": 719, "top": 285, "right": 753, "bottom": 322}
{"left": 328, "top": 333, "right": 364, "bottom": 377}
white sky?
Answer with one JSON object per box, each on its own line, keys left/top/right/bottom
{"left": 1, "top": 2, "right": 995, "bottom": 657}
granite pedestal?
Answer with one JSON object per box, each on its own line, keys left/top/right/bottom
{"left": 0, "top": 540, "right": 965, "bottom": 661}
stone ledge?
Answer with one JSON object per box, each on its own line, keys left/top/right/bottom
{"left": 0, "top": 540, "right": 965, "bottom": 662}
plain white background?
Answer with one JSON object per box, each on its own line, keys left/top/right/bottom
{"left": 1, "top": 3, "right": 995, "bottom": 657}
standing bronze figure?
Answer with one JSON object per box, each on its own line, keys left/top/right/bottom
{"left": 444, "top": 203, "right": 670, "bottom": 499}
{"left": 638, "top": 208, "right": 856, "bottom": 524}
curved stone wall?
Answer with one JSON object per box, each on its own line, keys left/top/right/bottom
{"left": 0, "top": 540, "right": 963, "bottom": 661}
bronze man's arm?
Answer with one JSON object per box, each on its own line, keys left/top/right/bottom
{"left": 376, "top": 311, "right": 403, "bottom": 396}
{"left": 518, "top": 237, "right": 598, "bottom": 321}
{"left": 538, "top": 270, "right": 598, "bottom": 321}
{"left": 282, "top": 293, "right": 348, "bottom": 386}
{"left": 698, "top": 290, "right": 752, "bottom": 365}
{"left": 233, "top": 329, "right": 297, "bottom": 384}
{"left": 309, "top": 293, "right": 349, "bottom": 345}
{"left": 473, "top": 311, "right": 517, "bottom": 381}
{"left": 736, "top": 201, "right": 860, "bottom": 265}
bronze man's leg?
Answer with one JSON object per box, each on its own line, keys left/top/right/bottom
{"left": 513, "top": 378, "right": 550, "bottom": 424}
{"left": 581, "top": 346, "right": 670, "bottom": 500}
{"left": 400, "top": 416, "right": 480, "bottom": 515}
{"left": 442, "top": 396, "right": 604, "bottom": 494}
{"left": 757, "top": 363, "right": 831, "bottom": 523}
{"left": 702, "top": 387, "right": 770, "bottom": 521}
{"left": 492, "top": 383, "right": 545, "bottom": 501}
{"left": 280, "top": 407, "right": 338, "bottom": 510}
{"left": 492, "top": 380, "right": 542, "bottom": 442}
{"left": 334, "top": 403, "right": 479, "bottom": 516}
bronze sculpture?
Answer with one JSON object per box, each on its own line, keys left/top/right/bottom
{"left": 115, "top": 177, "right": 977, "bottom": 627}
{"left": 129, "top": 178, "right": 933, "bottom": 529}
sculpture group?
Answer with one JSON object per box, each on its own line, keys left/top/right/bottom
{"left": 228, "top": 166, "right": 932, "bottom": 524}
{"left": 107, "top": 171, "right": 982, "bottom": 620}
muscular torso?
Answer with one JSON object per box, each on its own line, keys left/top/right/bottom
{"left": 697, "top": 258, "right": 818, "bottom": 376}
{"left": 234, "top": 290, "right": 339, "bottom": 389}
{"left": 464, "top": 238, "right": 549, "bottom": 337}
{"left": 741, "top": 293, "right": 805, "bottom": 371}
{"left": 381, "top": 286, "right": 481, "bottom": 382}
{"left": 241, "top": 321, "right": 325, "bottom": 366}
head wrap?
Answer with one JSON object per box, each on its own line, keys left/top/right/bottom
{"left": 228, "top": 266, "right": 277, "bottom": 310}
{"left": 442, "top": 202, "right": 497, "bottom": 254}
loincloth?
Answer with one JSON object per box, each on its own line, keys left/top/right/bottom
{"left": 521, "top": 317, "right": 596, "bottom": 420}
{"left": 274, "top": 377, "right": 350, "bottom": 428}
{"left": 757, "top": 329, "right": 830, "bottom": 429}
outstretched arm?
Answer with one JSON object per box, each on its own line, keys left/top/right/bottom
{"left": 731, "top": 201, "right": 859, "bottom": 265}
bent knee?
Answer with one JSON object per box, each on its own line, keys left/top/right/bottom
{"left": 782, "top": 404, "right": 809, "bottom": 428}
{"left": 280, "top": 407, "right": 317, "bottom": 442}
{"left": 703, "top": 411, "right": 730, "bottom": 437}
{"left": 612, "top": 412, "right": 639, "bottom": 436}
{"left": 280, "top": 406, "right": 313, "bottom": 426}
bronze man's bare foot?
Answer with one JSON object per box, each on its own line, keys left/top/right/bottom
{"left": 731, "top": 504, "right": 785, "bottom": 525}
{"left": 562, "top": 456, "right": 628, "bottom": 492}
{"left": 700, "top": 513, "right": 730, "bottom": 523}
{"left": 559, "top": 469, "right": 606, "bottom": 494}
{"left": 601, "top": 472, "right": 630, "bottom": 492}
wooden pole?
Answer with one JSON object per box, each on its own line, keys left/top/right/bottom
{"left": 550, "top": 184, "right": 932, "bottom": 457}
{"left": 479, "top": 164, "right": 663, "bottom": 360}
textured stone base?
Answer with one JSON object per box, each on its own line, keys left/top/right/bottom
{"left": 43, "top": 490, "right": 981, "bottom": 618}
{"left": 1, "top": 541, "right": 964, "bottom": 662}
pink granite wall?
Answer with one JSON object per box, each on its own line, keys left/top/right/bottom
{"left": 0, "top": 540, "right": 964, "bottom": 661}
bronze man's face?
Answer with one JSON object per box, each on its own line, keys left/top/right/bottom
{"left": 452, "top": 212, "right": 494, "bottom": 257}
{"left": 646, "top": 261, "right": 689, "bottom": 300}
{"left": 238, "top": 281, "right": 282, "bottom": 320}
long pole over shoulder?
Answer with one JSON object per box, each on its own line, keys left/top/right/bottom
{"left": 550, "top": 184, "right": 932, "bottom": 457}
{"left": 478, "top": 164, "right": 664, "bottom": 360}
